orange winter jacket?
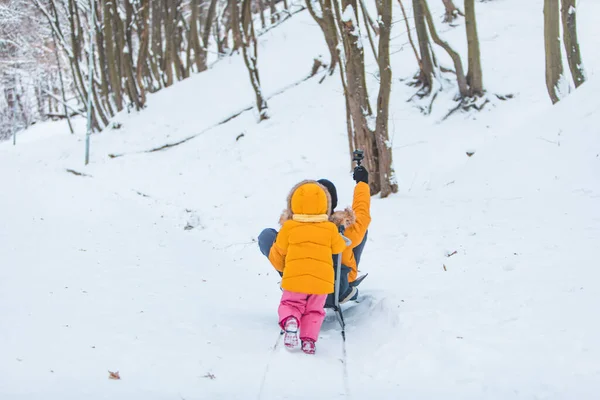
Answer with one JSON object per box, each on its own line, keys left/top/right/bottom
{"left": 329, "top": 182, "right": 371, "bottom": 283}
{"left": 269, "top": 181, "right": 347, "bottom": 295}
{"left": 342, "top": 182, "right": 371, "bottom": 282}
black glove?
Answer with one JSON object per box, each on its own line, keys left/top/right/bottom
{"left": 353, "top": 166, "right": 368, "bottom": 184}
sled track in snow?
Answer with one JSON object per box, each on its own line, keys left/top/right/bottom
{"left": 340, "top": 335, "right": 351, "bottom": 399}
{"left": 256, "top": 324, "right": 351, "bottom": 399}
{"left": 256, "top": 331, "right": 284, "bottom": 400}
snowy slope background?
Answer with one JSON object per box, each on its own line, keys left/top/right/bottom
{"left": 1, "top": 0, "right": 599, "bottom": 399}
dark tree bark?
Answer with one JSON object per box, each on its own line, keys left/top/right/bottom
{"left": 360, "top": 0, "right": 378, "bottom": 61}
{"left": 413, "top": 0, "right": 434, "bottom": 90}
{"left": 561, "top": 0, "right": 585, "bottom": 88}
{"left": 103, "top": 0, "right": 123, "bottom": 110}
{"left": 422, "top": 0, "right": 469, "bottom": 98}
{"left": 198, "top": 0, "right": 219, "bottom": 71}
{"left": 188, "top": 0, "right": 202, "bottom": 73}
{"left": 464, "top": 0, "right": 483, "bottom": 96}
{"left": 163, "top": 0, "right": 175, "bottom": 86}
{"left": 123, "top": 0, "right": 143, "bottom": 110}
{"left": 135, "top": 0, "right": 151, "bottom": 102}
{"left": 92, "top": 0, "right": 114, "bottom": 115}
{"left": 334, "top": 0, "right": 380, "bottom": 194}
{"left": 241, "top": 0, "right": 269, "bottom": 120}
{"left": 230, "top": 0, "right": 244, "bottom": 51}
{"left": 544, "top": 0, "right": 565, "bottom": 104}
{"left": 305, "top": 0, "right": 339, "bottom": 74}
{"left": 150, "top": 0, "right": 164, "bottom": 89}
{"left": 258, "top": 0, "right": 267, "bottom": 28}
{"left": 375, "top": 0, "right": 397, "bottom": 197}
{"left": 442, "top": 0, "right": 463, "bottom": 22}
{"left": 269, "top": 0, "right": 279, "bottom": 23}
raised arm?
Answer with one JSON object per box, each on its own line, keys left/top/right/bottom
{"left": 344, "top": 181, "right": 371, "bottom": 249}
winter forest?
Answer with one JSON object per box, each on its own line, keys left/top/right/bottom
{"left": 1, "top": 0, "right": 589, "bottom": 194}
{"left": 1, "top": 0, "right": 599, "bottom": 398}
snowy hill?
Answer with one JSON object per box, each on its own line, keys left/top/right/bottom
{"left": 1, "top": 1, "right": 600, "bottom": 399}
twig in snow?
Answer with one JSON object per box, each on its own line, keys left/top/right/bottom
{"left": 135, "top": 191, "right": 151, "bottom": 198}
{"left": 66, "top": 169, "right": 91, "bottom": 177}
{"left": 108, "top": 371, "right": 121, "bottom": 380}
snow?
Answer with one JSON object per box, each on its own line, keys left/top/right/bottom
{"left": 555, "top": 72, "right": 572, "bottom": 100}
{"left": 341, "top": 4, "right": 361, "bottom": 48}
{"left": 2, "top": 1, "right": 600, "bottom": 399}
{"left": 341, "top": 5, "right": 355, "bottom": 23}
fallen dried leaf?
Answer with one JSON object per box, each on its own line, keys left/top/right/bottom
{"left": 443, "top": 264, "right": 447, "bottom": 271}
{"left": 203, "top": 373, "right": 216, "bottom": 380}
{"left": 108, "top": 371, "right": 121, "bottom": 380}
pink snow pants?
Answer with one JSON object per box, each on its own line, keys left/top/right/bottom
{"left": 278, "top": 290, "right": 327, "bottom": 342}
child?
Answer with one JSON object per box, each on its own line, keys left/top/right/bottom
{"left": 268, "top": 180, "right": 347, "bottom": 354}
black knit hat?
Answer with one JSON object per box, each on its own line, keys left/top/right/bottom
{"left": 317, "top": 179, "right": 337, "bottom": 211}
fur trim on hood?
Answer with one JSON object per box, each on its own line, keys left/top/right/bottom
{"left": 278, "top": 180, "right": 357, "bottom": 230}
{"left": 330, "top": 207, "right": 357, "bottom": 229}
{"left": 279, "top": 206, "right": 356, "bottom": 229}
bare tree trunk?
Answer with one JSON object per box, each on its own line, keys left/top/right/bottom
{"left": 69, "top": 0, "right": 104, "bottom": 129}
{"left": 124, "top": 0, "right": 143, "bottom": 110}
{"left": 241, "top": 0, "right": 269, "bottom": 120}
{"left": 188, "top": 0, "right": 203, "bottom": 72}
{"left": 151, "top": 0, "right": 164, "bottom": 89}
{"left": 413, "top": 0, "right": 434, "bottom": 90}
{"left": 397, "top": 0, "right": 420, "bottom": 71}
{"left": 359, "top": 0, "right": 379, "bottom": 34}
{"left": 198, "top": 0, "right": 219, "bottom": 71}
{"left": 344, "top": 95, "right": 355, "bottom": 170}
{"left": 110, "top": 0, "right": 126, "bottom": 102}
{"left": 359, "top": 0, "right": 378, "bottom": 61}
{"left": 464, "top": 0, "right": 483, "bottom": 96}
{"left": 375, "top": 0, "right": 397, "bottom": 197}
{"left": 544, "top": 0, "right": 565, "bottom": 104}
{"left": 305, "top": 0, "right": 339, "bottom": 73}
{"left": 135, "top": 0, "right": 151, "bottom": 102}
{"left": 36, "top": 0, "right": 86, "bottom": 111}
{"left": 230, "top": 0, "right": 244, "bottom": 50}
{"left": 422, "top": 0, "right": 469, "bottom": 98}
{"left": 187, "top": 0, "right": 200, "bottom": 74}
{"left": 171, "top": 0, "right": 185, "bottom": 81}
{"left": 258, "top": 0, "right": 267, "bottom": 28}
{"left": 92, "top": 1, "right": 115, "bottom": 116}
{"left": 269, "top": 0, "right": 279, "bottom": 23}
{"left": 215, "top": 11, "right": 226, "bottom": 56}
{"left": 334, "top": 0, "right": 380, "bottom": 194}
{"left": 442, "top": 0, "right": 463, "bottom": 22}
{"left": 163, "top": 0, "right": 175, "bottom": 86}
{"left": 561, "top": 0, "right": 585, "bottom": 88}
{"left": 103, "top": 0, "right": 123, "bottom": 110}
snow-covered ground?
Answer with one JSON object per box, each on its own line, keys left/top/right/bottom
{"left": 1, "top": 1, "right": 599, "bottom": 399}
